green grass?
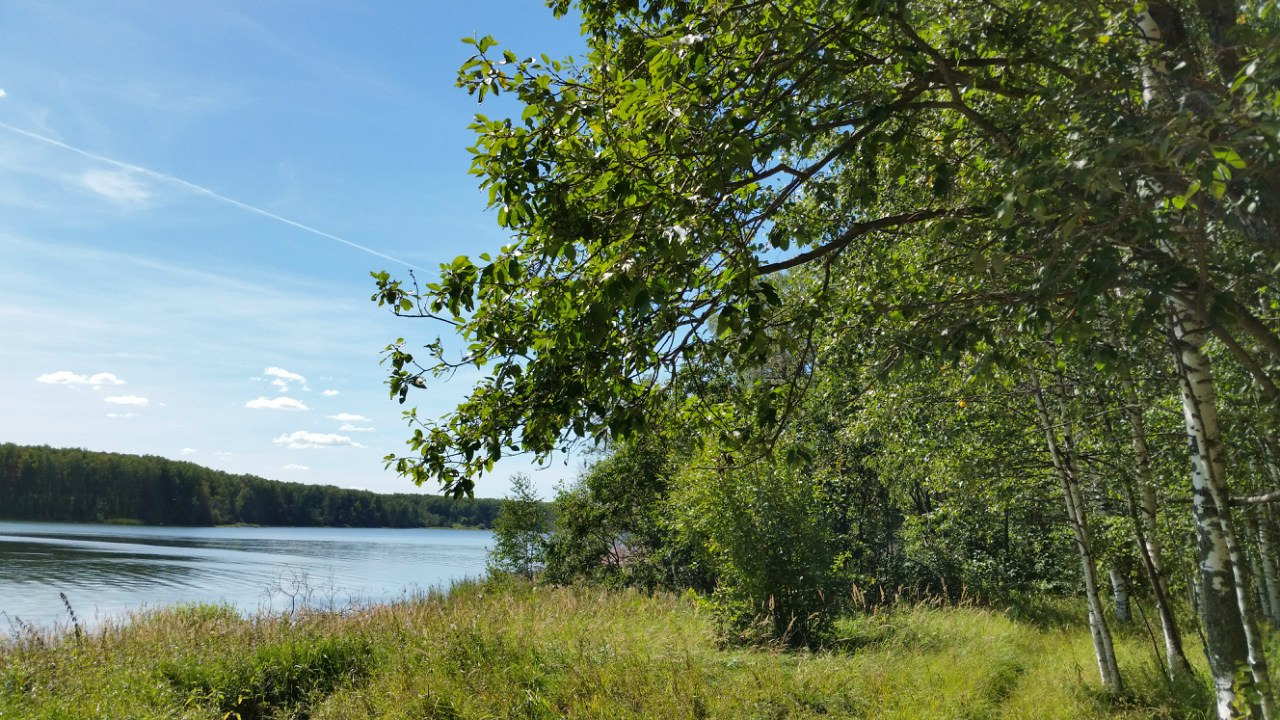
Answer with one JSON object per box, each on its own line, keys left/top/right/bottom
{"left": 0, "top": 580, "right": 1224, "bottom": 719}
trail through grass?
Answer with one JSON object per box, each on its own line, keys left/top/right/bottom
{"left": 0, "top": 580, "right": 1224, "bottom": 719}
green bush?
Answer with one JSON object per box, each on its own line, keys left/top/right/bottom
{"left": 670, "top": 446, "right": 848, "bottom": 648}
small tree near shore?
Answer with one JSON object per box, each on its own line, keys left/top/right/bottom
{"left": 488, "top": 474, "right": 550, "bottom": 580}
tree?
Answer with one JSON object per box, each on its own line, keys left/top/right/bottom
{"left": 376, "top": 2, "right": 1280, "bottom": 713}
{"left": 488, "top": 474, "right": 551, "bottom": 580}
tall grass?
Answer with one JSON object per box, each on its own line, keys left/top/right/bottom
{"left": 0, "top": 580, "right": 1223, "bottom": 719}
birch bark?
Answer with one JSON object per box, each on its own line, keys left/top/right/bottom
{"left": 1169, "top": 299, "right": 1270, "bottom": 718}
{"left": 1118, "top": 366, "right": 1194, "bottom": 676}
{"left": 1031, "top": 372, "right": 1123, "bottom": 693}
{"left": 1109, "top": 563, "right": 1132, "bottom": 624}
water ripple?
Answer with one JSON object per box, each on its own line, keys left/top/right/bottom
{"left": 0, "top": 522, "right": 491, "bottom": 630}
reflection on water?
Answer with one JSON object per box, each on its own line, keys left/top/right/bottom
{"left": 0, "top": 522, "right": 491, "bottom": 630}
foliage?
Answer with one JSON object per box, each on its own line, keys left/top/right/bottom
{"left": 488, "top": 473, "right": 552, "bottom": 579}
{"left": 372, "top": 0, "right": 1280, "bottom": 707}
{"left": 161, "top": 634, "right": 373, "bottom": 720}
{"left": 670, "top": 444, "right": 849, "bottom": 648}
{"left": 376, "top": 0, "right": 1280, "bottom": 493}
{"left": 543, "top": 434, "right": 711, "bottom": 591}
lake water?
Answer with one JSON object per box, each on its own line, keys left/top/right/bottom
{"left": 0, "top": 522, "right": 492, "bottom": 631}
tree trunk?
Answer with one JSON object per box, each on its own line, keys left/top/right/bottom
{"left": 1110, "top": 561, "right": 1133, "bottom": 624}
{"left": 1261, "top": 503, "right": 1280, "bottom": 626}
{"left": 1118, "top": 366, "right": 1194, "bottom": 676}
{"left": 1251, "top": 540, "right": 1271, "bottom": 624}
{"left": 1032, "top": 372, "right": 1124, "bottom": 694}
{"left": 1169, "top": 300, "right": 1271, "bottom": 718}
{"left": 1248, "top": 503, "right": 1280, "bottom": 626}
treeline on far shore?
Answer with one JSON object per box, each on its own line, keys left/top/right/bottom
{"left": 0, "top": 443, "right": 501, "bottom": 528}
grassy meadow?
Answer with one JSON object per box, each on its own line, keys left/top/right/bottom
{"left": 0, "top": 580, "right": 1221, "bottom": 719}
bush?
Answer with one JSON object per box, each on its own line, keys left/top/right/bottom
{"left": 669, "top": 446, "right": 848, "bottom": 648}
{"left": 543, "top": 436, "right": 708, "bottom": 591}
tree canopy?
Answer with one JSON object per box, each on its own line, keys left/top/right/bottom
{"left": 377, "top": 0, "right": 1280, "bottom": 492}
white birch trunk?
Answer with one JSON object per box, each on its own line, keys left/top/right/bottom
{"left": 1032, "top": 373, "right": 1123, "bottom": 693}
{"left": 1109, "top": 563, "right": 1133, "bottom": 623}
{"left": 1134, "top": 6, "right": 1272, "bottom": 713}
{"left": 1119, "top": 368, "right": 1194, "bottom": 675}
{"left": 1169, "top": 299, "right": 1271, "bottom": 718}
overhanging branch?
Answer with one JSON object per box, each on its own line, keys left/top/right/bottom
{"left": 756, "top": 207, "right": 987, "bottom": 275}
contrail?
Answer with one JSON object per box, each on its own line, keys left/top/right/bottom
{"left": 0, "top": 121, "right": 423, "bottom": 271}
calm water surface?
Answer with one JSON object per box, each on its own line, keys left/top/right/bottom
{"left": 0, "top": 522, "right": 491, "bottom": 630}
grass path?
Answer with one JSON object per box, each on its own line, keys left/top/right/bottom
{"left": 0, "top": 581, "right": 1220, "bottom": 719}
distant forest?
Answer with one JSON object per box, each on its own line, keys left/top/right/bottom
{"left": 0, "top": 443, "right": 501, "bottom": 528}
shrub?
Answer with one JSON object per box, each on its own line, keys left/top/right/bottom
{"left": 669, "top": 446, "right": 848, "bottom": 648}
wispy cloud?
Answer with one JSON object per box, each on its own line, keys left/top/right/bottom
{"left": 321, "top": 389, "right": 339, "bottom": 397}
{"left": 326, "top": 412, "right": 369, "bottom": 422}
{"left": 245, "top": 396, "right": 309, "bottom": 411}
{"left": 282, "top": 463, "right": 310, "bottom": 471}
{"left": 338, "top": 423, "right": 376, "bottom": 432}
{"left": 273, "top": 430, "right": 364, "bottom": 449}
{"left": 265, "top": 366, "right": 306, "bottom": 392}
{"left": 81, "top": 169, "right": 149, "bottom": 205}
{"left": 180, "top": 447, "right": 197, "bottom": 455}
{"left": 104, "top": 395, "right": 149, "bottom": 406}
{"left": 0, "top": 121, "right": 422, "bottom": 271}
{"left": 36, "top": 370, "right": 126, "bottom": 387}
{"left": 106, "top": 412, "right": 139, "bottom": 418}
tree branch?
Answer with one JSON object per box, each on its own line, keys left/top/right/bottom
{"left": 756, "top": 207, "right": 987, "bottom": 275}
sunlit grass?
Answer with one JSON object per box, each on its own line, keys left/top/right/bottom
{"left": 0, "top": 579, "right": 1223, "bottom": 719}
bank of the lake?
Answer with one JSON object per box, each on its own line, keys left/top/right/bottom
{"left": 2, "top": 580, "right": 1216, "bottom": 720}
{"left": 0, "top": 522, "right": 491, "bottom": 630}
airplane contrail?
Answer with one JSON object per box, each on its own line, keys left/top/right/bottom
{"left": 0, "top": 121, "right": 424, "bottom": 271}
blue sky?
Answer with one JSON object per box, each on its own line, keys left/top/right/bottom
{"left": 0, "top": 1, "right": 584, "bottom": 498}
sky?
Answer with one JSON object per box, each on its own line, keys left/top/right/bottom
{"left": 0, "top": 1, "right": 587, "bottom": 499}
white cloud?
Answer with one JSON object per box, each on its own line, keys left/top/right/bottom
{"left": 213, "top": 451, "right": 233, "bottom": 456}
{"left": 36, "top": 370, "right": 126, "bottom": 387}
{"left": 245, "top": 396, "right": 310, "bottom": 411}
{"left": 321, "top": 389, "right": 339, "bottom": 397}
{"left": 104, "top": 395, "right": 149, "bottom": 406}
{"left": 264, "top": 366, "right": 306, "bottom": 391}
{"left": 339, "top": 423, "right": 376, "bottom": 433}
{"left": 282, "top": 463, "right": 310, "bottom": 471}
{"left": 81, "top": 170, "right": 149, "bottom": 205}
{"left": 180, "top": 448, "right": 197, "bottom": 455}
{"left": 273, "top": 430, "right": 364, "bottom": 449}
{"left": 106, "top": 412, "right": 139, "bottom": 418}
{"left": 326, "top": 413, "right": 369, "bottom": 422}
{"left": 0, "top": 89, "right": 7, "bottom": 99}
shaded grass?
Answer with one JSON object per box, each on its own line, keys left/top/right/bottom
{"left": 0, "top": 580, "right": 1223, "bottom": 719}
